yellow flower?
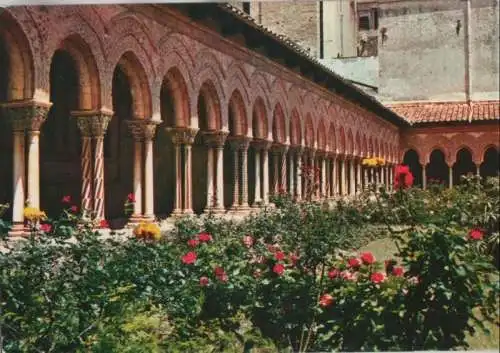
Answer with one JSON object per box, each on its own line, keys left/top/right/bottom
{"left": 23, "top": 207, "right": 47, "bottom": 222}
{"left": 133, "top": 222, "right": 161, "bottom": 241}
{"left": 376, "top": 157, "right": 386, "bottom": 166}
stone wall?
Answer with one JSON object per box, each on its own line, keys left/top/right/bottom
{"left": 249, "top": 1, "right": 320, "bottom": 56}
{"left": 377, "top": 0, "right": 499, "bottom": 102}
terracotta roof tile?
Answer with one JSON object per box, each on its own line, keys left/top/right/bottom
{"left": 386, "top": 101, "right": 500, "bottom": 124}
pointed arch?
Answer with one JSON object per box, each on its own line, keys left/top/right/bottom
{"left": 228, "top": 89, "right": 248, "bottom": 136}
{"left": 317, "top": 119, "right": 327, "bottom": 151}
{"left": 304, "top": 114, "right": 314, "bottom": 149}
{"left": 161, "top": 67, "right": 190, "bottom": 127}
{"left": 272, "top": 103, "right": 286, "bottom": 144}
{"left": 197, "top": 80, "right": 222, "bottom": 131}
{"left": 0, "top": 10, "right": 34, "bottom": 100}
{"left": 252, "top": 96, "right": 268, "bottom": 140}
{"left": 290, "top": 108, "right": 302, "bottom": 146}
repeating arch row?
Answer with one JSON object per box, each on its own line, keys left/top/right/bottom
{"left": 1, "top": 5, "right": 398, "bottom": 160}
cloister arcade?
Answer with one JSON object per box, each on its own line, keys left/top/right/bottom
{"left": 0, "top": 5, "right": 497, "bottom": 234}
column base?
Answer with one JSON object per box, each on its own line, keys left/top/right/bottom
{"left": 126, "top": 215, "right": 143, "bottom": 228}
{"left": 8, "top": 223, "right": 28, "bottom": 237}
{"left": 171, "top": 209, "right": 183, "bottom": 217}
{"left": 142, "top": 214, "right": 155, "bottom": 222}
{"left": 182, "top": 209, "right": 194, "bottom": 215}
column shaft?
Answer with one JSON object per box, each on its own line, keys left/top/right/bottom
{"left": 262, "top": 148, "right": 270, "bottom": 204}
{"left": 241, "top": 144, "right": 249, "bottom": 208}
{"left": 11, "top": 130, "right": 25, "bottom": 234}
{"left": 173, "top": 143, "right": 182, "bottom": 214}
{"left": 231, "top": 147, "right": 240, "bottom": 209}
{"left": 184, "top": 144, "right": 193, "bottom": 213}
{"left": 296, "top": 153, "right": 302, "bottom": 201}
{"left": 81, "top": 135, "right": 93, "bottom": 215}
{"left": 206, "top": 147, "right": 214, "bottom": 210}
{"left": 132, "top": 140, "right": 143, "bottom": 220}
{"left": 214, "top": 145, "right": 224, "bottom": 210}
{"left": 27, "top": 131, "right": 41, "bottom": 209}
{"left": 254, "top": 150, "right": 261, "bottom": 204}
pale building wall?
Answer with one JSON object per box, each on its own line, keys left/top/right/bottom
{"left": 323, "top": 0, "right": 358, "bottom": 58}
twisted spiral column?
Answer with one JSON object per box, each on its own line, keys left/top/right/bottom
{"left": 76, "top": 117, "right": 94, "bottom": 218}
{"left": 91, "top": 114, "right": 111, "bottom": 223}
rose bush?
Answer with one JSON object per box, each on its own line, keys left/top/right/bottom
{"left": 0, "top": 171, "right": 498, "bottom": 352}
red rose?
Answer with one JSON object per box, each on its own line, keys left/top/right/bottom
{"left": 62, "top": 195, "right": 71, "bottom": 204}
{"left": 218, "top": 273, "right": 228, "bottom": 282}
{"left": 197, "top": 232, "right": 213, "bottom": 242}
{"left": 348, "top": 257, "right": 362, "bottom": 268}
{"left": 181, "top": 252, "right": 197, "bottom": 265}
{"left": 40, "top": 223, "right": 52, "bottom": 233}
{"left": 127, "top": 193, "right": 136, "bottom": 203}
{"left": 214, "top": 266, "right": 225, "bottom": 277}
{"left": 266, "top": 244, "right": 277, "bottom": 253}
{"left": 99, "top": 219, "right": 109, "bottom": 229}
{"left": 289, "top": 253, "right": 300, "bottom": 266}
{"left": 370, "top": 272, "right": 386, "bottom": 284}
{"left": 188, "top": 239, "right": 199, "bottom": 247}
{"left": 273, "top": 263, "right": 285, "bottom": 276}
{"left": 70, "top": 205, "right": 78, "bottom": 213}
{"left": 392, "top": 266, "right": 404, "bottom": 277}
{"left": 360, "top": 252, "right": 376, "bottom": 265}
{"left": 394, "top": 164, "right": 414, "bottom": 190}
{"left": 319, "top": 293, "right": 334, "bottom": 307}
{"left": 328, "top": 269, "right": 340, "bottom": 279}
{"left": 275, "top": 251, "right": 285, "bottom": 261}
{"left": 468, "top": 228, "right": 484, "bottom": 240}
{"left": 199, "top": 276, "right": 209, "bottom": 287}
{"left": 340, "top": 270, "right": 357, "bottom": 281}
{"left": 243, "top": 235, "right": 254, "bottom": 248}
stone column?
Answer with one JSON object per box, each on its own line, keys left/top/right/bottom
{"left": 321, "top": 156, "right": 327, "bottom": 198}
{"left": 331, "top": 155, "right": 337, "bottom": 197}
{"left": 349, "top": 158, "right": 355, "bottom": 196}
{"left": 142, "top": 122, "right": 158, "bottom": 221}
{"left": 476, "top": 163, "right": 481, "bottom": 177}
{"left": 240, "top": 138, "right": 250, "bottom": 209}
{"left": 448, "top": 165, "right": 453, "bottom": 189}
{"left": 76, "top": 117, "right": 94, "bottom": 217}
{"left": 296, "top": 149, "right": 303, "bottom": 201}
{"left": 253, "top": 145, "right": 262, "bottom": 206}
{"left": 10, "top": 119, "right": 26, "bottom": 235}
{"left": 280, "top": 146, "right": 288, "bottom": 192}
{"left": 422, "top": 165, "right": 427, "bottom": 190}
{"left": 271, "top": 146, "right": 280, "bottom": 194}
{"left": 229, "top": 139, "right": 240, "bottom": 211}
{"left": 127, "top": 120, "right": 144, "bottom": 223}
{"left": 171, "top": 141, "right": 182, "bottom": 215}
{"left": 204, "top": 131, "right": 227, "bottom": 213}
{"left": 182, "top": 129, "right": 198, "bottom": 214}
{"left": 262, "top": 143, "right": 270, "bottom": 204}
{"left": 289, "top": 151, "right": 295, "bottom": 197}
{"left": 91, "top": 114, "right": 111, "bottom": 222}
{"left": 356, "top": 159, "right": 362, "bottom": 194}
{"left": 206, "top": 146, "right": 215, "bottom": 210}
{"left": 26, "top": 103, "right": 50, "bottom": 210}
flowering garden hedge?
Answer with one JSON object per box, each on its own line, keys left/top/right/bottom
{"left": 0, "top": 169, "right": 498, "bottom": 352}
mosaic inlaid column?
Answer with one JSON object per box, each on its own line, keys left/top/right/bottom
{"left": 76, "top": 117, "right": 94, "bottom": 217}
{"left": 356, "top": 159, "right": 362, "bottom": 194}
{"left": 91, "top": 114, "right": 111, "bottom": 223}
{"left": 280, "top": 146, "right": 288, "bottom": 193}
{"left": 211, "top": 132, "right": 228, "bottom": 213}
{"left": 171, "top": 141, "right": 182, "bottom": 215}
{"left": 205, "top": 146, "right": 215, "bottom": 211}
{"left": 331, "top": 155, "right": 337, "bottom": 198}
{"left": 448, "top": 165, "right": 453, "bottom": 189}
{"left": 271, "top": 146, "right": 280, "bottom": 194}
{"left": 127, "top": 120, "right": 144, "bottom": 223}
{"left": 321, "top": 156, "right": 327, "bottom": 198}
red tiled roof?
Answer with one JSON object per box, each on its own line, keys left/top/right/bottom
{"left": 387, "top": 101, "right": 500, "bottom": 124}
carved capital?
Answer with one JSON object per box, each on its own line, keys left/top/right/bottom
{"left": 251, "top": 138, "right": 273, "bottom": 151}
{"left": 203, "top": 130, "right": 229, "bottom": 147}
{"left": 227, "top": 136, "right": 251, "bottom": 151}
{"left": 1, "top": 99, "right": 52, "bottom": 132}
{"left": 91, "top": 113, "right": 112, "bottom": 137}
{"left": 76, "top": 116, "right": 94, "bottom": 137}
{"left": 166, "top": 127, "right": 199, "bottom": 145}
{"left": 143, "top": 121, "right": 160, "bottom": 141}
{"left": 127, "top": 120, "right": 145, "bottom": 141}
